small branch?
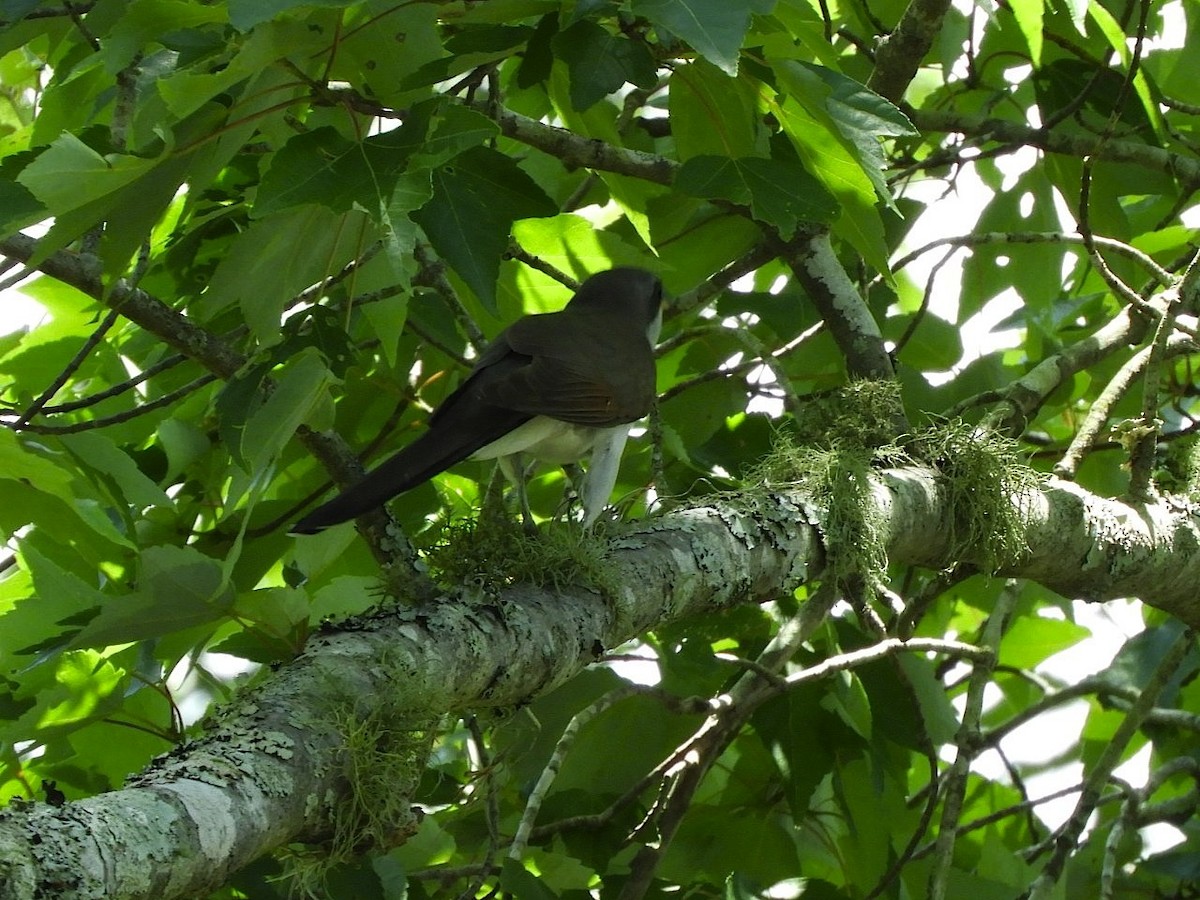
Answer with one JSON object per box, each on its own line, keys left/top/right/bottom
{"left": 1055, "top": 333, "right": 1198, "bottom": 479}
{"left": 0, "top": 234, "right": 246, "bottom": 378}
{"left": 413, "top": 243, "right": 486, "bottom": 353}
{"left": 615, "top": 601, "right": 827, "bottom": 900}
{"left": 13, "top": 307, "right": 121, "bottom": 427}
{"left": 892, "top": 231, "right": 1174, "bottom": 288}
{"left": 928, "top": 582, "right": 1015, "bottom": 900}
{"left": 7, "top": 374, "right": 219, "bottom": 434}
{"left": 509, "top": 684, "right": 652, "bottom": 861}
{"left": 481, "top": 104, "right": 677, "bottom": 185}
{"left": 1128, "top": 292, "right": 1182, "bottom": 497}
{"left": 41, "top": 353, "right": 190, "bottom": 414}
{"left": 954, "top": 294, "right": 1169, "bottom": 435}
{"left": 914, "top": 108, "right": 1200, "bottom": 187}
{"left": 1026, "top": 627, "right": 1195, "bottom": 898}
{"left": 780, "top": 230, "right": 899, "bottom": 384}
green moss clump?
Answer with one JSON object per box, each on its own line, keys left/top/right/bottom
{"left": 752, "top": 380, "right": 1039, "bottom": 590}
{"left": 909, "top": 419, "right": 1041, "bottom": 572}
{"left": 424, "top": 515, "right": 618, "bottom": 597}
{"left": 284, "top": 706, "right": 432, "bottom": 898}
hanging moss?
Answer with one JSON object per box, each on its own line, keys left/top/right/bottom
{"left": 752, "top": 380, "right": 1039, "bottom": 591}
{"left": 751, "top": 380, "right": 905, "bottom": 594}
{"left": 284, "top": 703, "right": 432, "bottom": 898}
{"left": 908, "top": 419, "right": 1041, "bottom": 572}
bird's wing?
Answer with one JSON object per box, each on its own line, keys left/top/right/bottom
{"left": 292, "top": 350, "right": 533, "bottom": 534}
{"left": 482, "top": 311, "right": 655, "bottom": 426}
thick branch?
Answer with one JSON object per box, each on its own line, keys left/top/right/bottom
{"left": 783, "top": 231, "right": 898, "bottom": 381}
{"left": 868, "top": 0, "right": 953, "bottom": 104}
{"left": 0, "top": 233, "right": 246, "bottom": 378}
{"left": 3, "top": 470, "right": 1200, "bottom": 897}
{"left": 486, "top": 105, "right": 677, "bottom": 185}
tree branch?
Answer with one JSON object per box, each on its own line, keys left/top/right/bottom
{"left": 0, "top": 233, "right": 431, "bottom": 592}
{"left": 913, "top": 109, "right": 1200, "bottom": 187}
{"left": 4, "top": 469, "right": 1200, "bottom": 896}
{"left": 868, "top": 0, "right": 953, "bottom": 104}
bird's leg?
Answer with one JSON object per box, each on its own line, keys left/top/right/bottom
{"left": 559, "top": 462, "right": 585, "bottom": 521}
{"left": 498, "top": 453, "right": 537, "bottom": 532}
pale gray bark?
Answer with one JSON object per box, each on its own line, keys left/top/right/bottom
{"left": 2, "top": 471, "right": 1197, "bottom": 899}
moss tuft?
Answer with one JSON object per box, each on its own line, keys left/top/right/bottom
{"left": 424, "top": 514, "right": 619, "bottom": 597}
{"left": 752, "top": 381, "right": 1039, "bottom": 591}
{"left": 284, "top": 705, "right": 431, "bottom": 897}
{"left": 910, "top": 419, "right": 1040, "bottom": 572}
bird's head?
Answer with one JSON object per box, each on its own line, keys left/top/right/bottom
{"left": 569, "top": 267, "right": 664, "bottom": 343}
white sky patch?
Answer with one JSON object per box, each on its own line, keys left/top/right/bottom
{"left": 959, "top": 599, "right": 1180, "bottom": 852}
{"left": 1, "top": 221, "right": 52, "bottom": 336}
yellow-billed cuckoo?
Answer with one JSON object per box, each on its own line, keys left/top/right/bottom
{"left": 292, "top": 268, "right": 663, "bottom": 534}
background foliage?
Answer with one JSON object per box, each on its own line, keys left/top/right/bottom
{"left": 2, "top": 0, "right": 1200, "bottom": 897}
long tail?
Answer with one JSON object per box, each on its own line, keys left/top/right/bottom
{"left": 291, "top": 408, "right": 529, "bottom": 534}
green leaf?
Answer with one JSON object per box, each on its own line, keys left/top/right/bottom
{"left": 362, "top": 294, "right": 411, "bottom": 370}
{"left": 512, "top": 213, "right": 648, "bottom": 279}
{"left": 0, "top": 428, "right": 76, "bottom": 505}
{"left": 769, "top": 82, "right": 892, "bottom": 273}
{"left": 676, "top": 154, "right": 839, "bottom": 234}
{"left": 216, "top": 362, "right": 271, "bottom": 473}
{"left": 517, "top": 13, "right": 557, "bottom": 88}
{"left": 0, "top": 650, "right": 128, "bottom": 745}
{"left": 255, "top": 127, "right": 386, "bottom": 218}
{"left": 60, "top": 432, "right": 173, "bottom": 509}
{"left": 660, "top": 806, "right": 801, "bottom": 886}
{"left": 457, "top": 0, "right": 560, "bottom": 24}
{"left": 632, "top": 0, "right": 753, "bottom": 75}
{"left": 157, "top": 20, "right": 322, "bottom": 119}
{"left": 1106, "top": 622, "right": 1194, "bottom": 694}
{"left": 243, "top": 348, "right": 333, "bottom": 475}
{"left": 0, "top": 156, "right": 46, "bottom": 234}
{"left": 409, "top": 104, "right": 502, "bottom": 170}
{"left": 100, "top": 0, "right": 227, "bottom": 74}
{"left": 551, "top": 19, "right": 658, "bottom": 111}
{"left": 897, "top": 654, "right": 960, "bottom": 745}
{"left": 0, "top": 0, "right": 43, "bottom": 21}
{"left": 445, "top": 24, "right": 534, "bottom": 55}
{"left": 255, "top": 108, "right": 496, "bottom": 219}
{"left": 203, "top": 205, "right": 374, "bottom": 344}
{"left": 894, "top": 312, "right": 964, "bottom": 370}
{"left": 3, "top": 544, "right": 106, "bottom": 658}
{"left": 752, "top": 685, "right": 846, "bottom": 818}
{"left": 997, "top": 615, "right": 1090, "bottom": 669}
{"left": 413, "top": 146, "right": 557, "bottom": 310}
{"left": 227, "top": 0, "right": 357, "bottom": 32}
{"left": 72, "top": 545, "right": 233, "bottom": 648}
{"left": 1007, "top": 0, "right": 1043, "bottom": 65}
{"left": 216, "top": 587, "right": 309, "bottom": 663}
{"left": 670, "top": 58, "right": 767, "bottom": 160}
{"left": 797, "top": 63, "right": 914, "bottom": 211}
{"left": 16, "top": 133, "right": 154, "bottom": 215}
{"left": 499, "top": 859, "right": 558, "bottom": 900}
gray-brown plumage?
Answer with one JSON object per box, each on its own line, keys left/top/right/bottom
{"left": 292, "top": 268, "right": 662, "bottom": 534}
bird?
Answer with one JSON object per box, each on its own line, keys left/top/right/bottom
{"left": 292, "top": 267, "right": 663, "bottom": 534}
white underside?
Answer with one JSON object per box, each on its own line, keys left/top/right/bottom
{"left": 467, "top": 309, "right": 661, "bottom": 525}
{"left": 470, "top": 416, "right": 606, "bottom": 464}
